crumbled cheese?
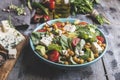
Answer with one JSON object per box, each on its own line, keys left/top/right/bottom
{"left": 92, "top": 42, "right": 103, "bottom": 53}
{"left": 64, "top": 24, "right": 76, "bottom": 32}
{"left": 75, "top": 48, "right": 85, "bottom": 56}
{"left": 8, "top": 48, "right": 17, "bottom": 59}
{"left": 40, "top": 35, "right": 53, "bottom": 46}
{"left": 62, "top": 50, "right": 68, "bottom": 55}
{"left": 79, "top": 50, "right": 84, "bottom": 56}
{"left": 58, "top": 30, "right": 62, "bottom": 36}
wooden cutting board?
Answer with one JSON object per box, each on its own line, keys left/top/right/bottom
{"left": 0, "top": 37, "right": 28, "bottom": 80}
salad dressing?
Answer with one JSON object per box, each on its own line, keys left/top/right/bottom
{"left": 54, "top": 0, "right": 70, "bottom": 18}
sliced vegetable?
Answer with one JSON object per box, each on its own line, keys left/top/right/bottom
{"left": 48, "top": 50, "right": 60, "bottom": 62}
{"left": 37, "top": 29, "right": 47, "bottom": 32}
{"left": 96, "top": 36, "right": 104, "bottom": 43}
{"left": 72, "top": 38, "right": 80, "bottom": 47}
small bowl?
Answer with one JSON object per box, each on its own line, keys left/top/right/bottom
{"left": 30, "top": 18, "right": 108, "bottom": 69}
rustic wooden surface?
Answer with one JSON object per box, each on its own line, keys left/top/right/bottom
{"left": 0, "top": 0, "right": 119, "bottom": 80}
{"left": 0, "top": 37, "right": 27, "bottom": 80}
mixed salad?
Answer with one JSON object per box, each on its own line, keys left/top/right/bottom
{"left": 31, "top": 19, "right": 106, "bottom": 65}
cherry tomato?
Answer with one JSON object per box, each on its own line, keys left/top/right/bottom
{"left": 55, "top": 22, "right": 63, "bottom": 28}
{"left": 48, "top": 50, "right": 59, "bottom": 62}
{"left": 43, "top": 15, "right": 50, "bottom": 21}
{"left": 79, "top": 22, "right": 88, "bottom": 25}
{"left": 96, "top": 36, "right": 104, "bottom": 43}
{"left": 37, "top": 29, "right": 46, "bottom": 32}
{"left": 49, "top": 0, "right": 55, "bottom": 10}
{"left": 72, "top": 38, "right": 80, "bottom": 47}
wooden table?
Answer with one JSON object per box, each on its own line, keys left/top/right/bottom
{"left": 3, "top": 0, "right": 120, "bottom": 80}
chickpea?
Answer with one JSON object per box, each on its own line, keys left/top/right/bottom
{"left": 44, "top": 24, "right": 49, "bottom": 28}
{"left": 52, "top": 24, "right": 58, "bottom": 29}
{"left": 43, "top": 26, "right": 47, "bottom": 30}
{"left": 64, "top": 61, "right": 69, "bottom": 65}
{"left": 87, "top": 58, "right": 93, "bottom": 62}
{"left": 65, "top": 21, "right": 69, "bottom": 24}
{"left": 62, "top": 30, "right": 67, "bottom": 34}
{"left": 43, "top": 54, "right": 48, "bottom": 59}
{"left": 94, "top": 53, "right": 99, "bottom": 58}
{"left": 86, "top": 42, "right": 91, "bottom": 46}
{"left": 101, "top": 46, "right": 105, "bottom": 50}
{"left": 69, "top": 51, "right": 74, "bottom": 56}
{"left": 73, "top": 56, "right": 79, "bottom": 63}
{"left": 68, "top": 50, "right": 74, "bottom": 56}
{"left": 97, "top": 40, "right": 102, "bottom": 44}
{"left": 65, "top": 54, "right": 70, "bottom": 58}
{"left": 46, "top": 28, "right": 51, "bottom": 32}
{"left": 98, "top": 43, "right": 102, "bottom": 47}
{"left": 85, "top": 45, "right": 90, "bottom": 49}
{"left": 101, "top": 43, "right": 106, "bottom": 47}
{"left": 61, "top": 27, "right": 65, "bottom": 31}
{"left": 78, "top": 59, "right": 84, "bottom": 64}
{"left": 61, "top": 23, "right": 65, "bottom": 27}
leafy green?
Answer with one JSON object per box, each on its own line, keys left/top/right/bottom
{"left": 31, "top": 32, "right": 45, "bottom": 45}
{"left": 35, "top": 45, "right": 46, "bottom": 56}
{"left": 48, "top": 43, "right": 62, "bottom": 52}
{"left": 76, "top": 39, "right": 86, "bottom": 50}
{"left": 80, "top": 49, "right": 91, "bottom": 60}
{"left": 60, "top": 35, "right": 69, "bottom": 50}
{"left": 76, "top": 24, "right": 97, "bottom": 42}
{"left": 70, "top": 0, "right": 93, "bottom": 14}
{"left": 68, "top": 38, "right": 73, "bottom": 50}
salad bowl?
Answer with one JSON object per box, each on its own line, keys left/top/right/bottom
{"left": 30, "top": 18, "right": 107, "bottom": 69}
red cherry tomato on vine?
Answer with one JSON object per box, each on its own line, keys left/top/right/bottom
{"left": 49, "top": 0, "right": 55, "bottom": 10}
{"left": 48, "top": 50, "right": 59, "bottom": 62}
{"left": 72, "top": 38, "right": 80, "bottom": 47}
{"left": 96, "top": 36, "right": 104, "bottom": 43}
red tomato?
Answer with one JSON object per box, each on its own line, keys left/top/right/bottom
{"left": 37, "top": 29, "right": 46, "bottom": 32}
{"left": 96, "top": 36, "right": 104, "bottom": 43}
{"left": 43, "top": 15, "right": 50, "bottom": 21}
{"left": 55, "top": 22, "right": 63, "bottom": 28}
{"left": 79, "top": 22, "right": 88, "bottom": 25}
{"left": 72, "top": 38, "right": 80, "bottom": 47}
{"left": 49, "top": 0, "right": 55, "bottom": 10}
{"left": 48, "top": 50, "right": 59, "bottom": 62}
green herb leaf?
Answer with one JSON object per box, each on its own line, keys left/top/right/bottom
{"left": 48, "top": 43, "right": 62, "bottom": 52}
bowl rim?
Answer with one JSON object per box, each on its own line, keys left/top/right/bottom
{"left": 30, "top": 18, "right": 108, "bottom": 67}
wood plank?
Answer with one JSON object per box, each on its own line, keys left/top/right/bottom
{"left": 98, "top": 0, "right": 120, "bottom": 80}
{"left": 0, "top": 37, "right": 27, "bottom": 80}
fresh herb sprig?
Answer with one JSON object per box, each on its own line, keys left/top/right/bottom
{"left": 70, "top": 0, "right": 110, "bottom": 25}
